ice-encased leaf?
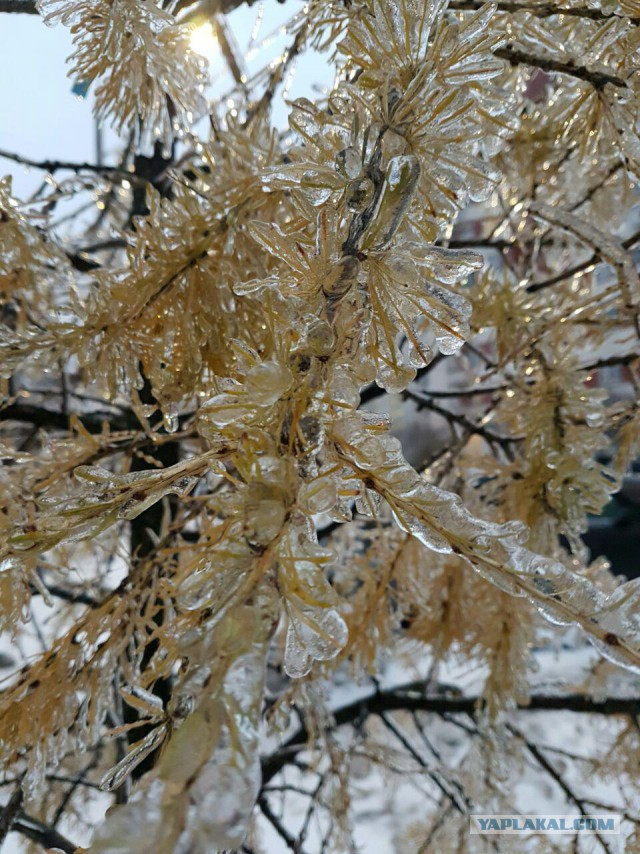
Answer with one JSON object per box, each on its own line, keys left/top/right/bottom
{"left": 198, "top": 361, "right": 293, "bottom": 434}
{"left": 284, "top": 604, "right": 348, "bottom": 679}
{"left": 407, "top": 244, "right": 484, "bottom": 285}
{"left": 277, "top": 529, "right": 348, "bottom": 677}
{"left": 298, "top": 474, "right": 339, "bottom": 515}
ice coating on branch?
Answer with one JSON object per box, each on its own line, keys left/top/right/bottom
{"left": 332, "top": 413, "right": 640, "bottom": 673}
{"left": 531, "top": 202, "right": 640, "bottom": 319}
{"left": 339, "top": 0, "right": 448, "bottom": 74}
{"left": 0, "top": 458, "right": 201, "bottom": 566}
{"left": 0, "top": 177, "right": 70, "bottom": 298}
{"left": 407, "top": 244, "right": 484, "bottom": 285}
{"left": 334, "top": 0, "right": 511, "bottom": 230}
{"left": 100, "top": 726, "right": 169, "bottom": 794}
{"left": 494, "top": 349, "right": 621, "bottom": 552}
{"left": 589, "top": 579, "right": 640, "bottom": 670}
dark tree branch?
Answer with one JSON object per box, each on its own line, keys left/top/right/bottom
{"left": 448, "top": 238, "right": 511, "bottom": 252}
{"left": 30, "top": 579, "right": 99, "bottom": 608}
{"left": 528, "top": 251, "right": 601, "bottom": 292}
{"left": 378, "top": 711, "right": 470, "bottom": 814}
{"left": 1, "top": 402, "right": 135, "bottom": 433}
{"left": 246, "top": 13, "right": 310, "bottom": 121}
{"left": 0, "top": 147, "right": 131, "bottom": 178}
{"left": 79, "top": 238, "right": 127, "bottom": 254}
{"left": 297, "top": 774, "right": 326, "bottom": 851}
{"left": 359, "top": 354, "right": 446, "bottom": 406}
{"left": 120, "top": 374, "right": 181, "bottom": 781}
{"left": 2, "top": 772, "right": 104, "bottom": 792}
{"left": 451, "top": 0, "right": 640, "bottom": 23}
{"left": 496, "top": 46, "right": 627, "bottom": 89}
{"left": 527, "top": 226, "right": 640, "bottom": 293}
{"left": 12, "top": 812, "right": 77, "bottom": 854}
{"left": 258, "top": 796, "right": 299, "bottom": 852}
{"left": 0, "top": 1, "right": 37, "bottom": 13}
{"left": 581, "top": 353, "right": 640, "bottom": 372}
{"left": 406, "top": 384, "right": 507, "bottom": 399}
{"left": 65, "top": 250, "right": 103, "bottom": 273}
{"left": 569, "top": 162, "right": 624, "bottom": 213}
{"left": 0, "top": 786, "right": 23, "bottom": 846}
{"left": 403, "top": 388, "right": 520, "bottom": 456}
{"left": 53, "top": 752, "right": 102, "bottom": 827}
{"left": 262, "top": 686, "right": 640, "bottom": 784}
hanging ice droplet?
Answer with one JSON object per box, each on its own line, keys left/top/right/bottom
{"left": 100, "top": 725, "right": 168, "bottom": 792}
{"left": 163, "top": 404, "right": 179, "bottom": 433}
{"left": 336, "top": 147, "right": 362, "bottom": 180}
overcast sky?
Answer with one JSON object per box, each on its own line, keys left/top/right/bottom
{"left": 0, "top": 14, "right": 101, "bottom": 196}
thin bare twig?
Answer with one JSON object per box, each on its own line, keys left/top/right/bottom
{"left": 258, "top": 796, "right": 299, "bottom": 852}
{"left": 403, "top": 388, "right": 519, "bottom": 457}
{"left": 0, "top": 147, "right": 131, "bottom": 178}
{"left": 528, "top": 227, "right": 640, "bottom": 293}
{"left": 378, "top": 711, "right": 470, "bottom": 814}
{"left": 507, "top": 723, "right": 615, "bottom": 854}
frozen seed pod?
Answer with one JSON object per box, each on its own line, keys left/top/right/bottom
{"left": 361, "top": 155, "right": 421, "bottom": 251}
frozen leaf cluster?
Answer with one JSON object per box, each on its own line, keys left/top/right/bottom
{"left": 37, "top": 0, "right": 208, "bottom": 151}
